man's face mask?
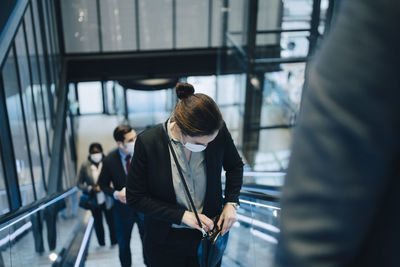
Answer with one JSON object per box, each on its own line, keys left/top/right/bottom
{"left": 124, "top": 141, "right": 135, "bottom": 154}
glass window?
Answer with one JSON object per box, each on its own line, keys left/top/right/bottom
{"left": 46, "top": 0, "right": 60, "bottom": 108}
{"left": 176, "top": 0, "right": 208, "bottom": 48}
{"left": 40, "top": 0, "right": 57, "bottom": 114}
{"left": 127, "top": 89, "right": 169, "bottom": 128}
{"left": 139, "top": 0, "right": 173, "bottom": 50}
{"left": 61, "top": 0, "right": 100, "bottom": 53}
{"left": 3, "top": 49, "right": 35, "bottom": 205}
{"left": 100, "top": 0, "right": 137, "bottom": 52}
{"left": 15, "top": 25, "right": 45, "bottom": 199}
{"left": 0, "top": 148, "right": 10, "bottom": 215}
{"left": 256, "top": 0, "right": 281, "bottom": 46}
{"left": 114, "top": 82, "right": 125, "bottom": 117}
{"left": 32, "top": 0, "right": 53, "bottom": 151}
{"left": 25, "top": 6, "right": 48, "bottom": 198}
{"left": 227, "top": 0, "right": 246, "bottom": 47}
{"left": 68, "top": 83, "right": 79, "bottom": 115}
{"left": 211, "top": 0, "right": 223, "bottom": 47}
{"left": 48, "top": 0, "right": 61, "bottom": 72}
{"left": 216, "top": 74, "right": 246, "bottom": 147}
{"left": 77, "top": 82, "right": 103, "bottom": 114}
{"left": 104, "top": 81, "right": 116, "bottom": 114}
{"left": 63, "top": 132, "right": 75, "bottom": 190}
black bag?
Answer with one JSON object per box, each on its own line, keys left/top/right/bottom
{"left": 198, "top": 216, "right": 229, "bottom": 267}
{"left": 79, "top": 192, "right": 93, "bottom": 210}
{"left": 165, "top": 122, "right": 229, "bottom": 267}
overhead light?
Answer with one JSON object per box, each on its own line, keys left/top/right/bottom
{"left": 118, "top": 78, "right": 179, "bottom": 91}
{"left": 140, "top": 78, "right": 174, "bottom": 86}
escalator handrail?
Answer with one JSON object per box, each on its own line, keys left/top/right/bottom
{"left": 223, "top": 182, "right": 281, "bottom": 203}
{"left": 0, "top": 187, "right": 78, "bottom": 231}
{"left": 0, "top": 0, "right": 29, "bottom": 67}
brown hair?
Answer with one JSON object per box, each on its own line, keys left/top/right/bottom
{"left": 173, "top": 82, "right": 223, "bottom": 137}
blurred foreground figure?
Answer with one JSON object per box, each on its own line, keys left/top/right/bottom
{"left": 275, "top": 1, "right": 400, "bottom": 266}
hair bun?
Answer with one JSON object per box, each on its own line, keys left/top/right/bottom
{"left": 176, "top": 83, "right": 195, "bottom": 99}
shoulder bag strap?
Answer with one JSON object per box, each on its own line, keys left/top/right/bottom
{"left": 164, "top": 121, "right": 207, "bottom": 237}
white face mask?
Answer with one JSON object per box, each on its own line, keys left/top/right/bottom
{"left": 183, "top": 142, "right": 207, "bottom": 152}
{"left": 90, "top": 153, "right": 102, "bottom": 163}
{"left": 124, "top": 141, "right": 135, "bottom": 154}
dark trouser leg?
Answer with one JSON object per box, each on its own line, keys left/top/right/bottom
{"left": 91, "top": 204, "right": 106, "bottom": 246}
{"left": 31, "top": 212, "right": 44, "bottom": 253}
{"left": 132, "top": 211, "right": 146, "bottom": 264}
{"left": 113, "top": 202, "right": 134, "bottom": 267}
{"left": 44, "top": 206, "right": 57, "bottom": 251}
{"left": 104, "top": 206, "right": 117, "bottom": 245}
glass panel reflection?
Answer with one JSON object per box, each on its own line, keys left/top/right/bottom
{"left": 222, "top": 197, "right": 280, "bottom": 267}
{"left": 32, "top": 0, "right": 53, "bottom": 155}
{"left": 176, "top": 0, "right": 208, "bottom": 48}
{"left": 61, "top": 0, "right": 100, "bottom": 53}
{"left": 127, "top": 89, "right": 169, "bottom": 128}
{"left": 3, "top": 190, "right": 84, "bottom": 266}
{"left": 0, "top": 151, "right": 10, "bottom": 215}
{"left": 15, "top": 25, "right": 44, "bottom": 200}
{"left": 24, "top": 6, "right": 47, "bottom": 198}
{"left": 100, "top": 0, "right": 137, "bottom": 52}
{"left": 0, "top": 226, "right": 12, "bottom": 266}
{"left": 3, "top": 49, "right": 35, "bottom": 205}
{"left": 139, "top": 0, "right": 173, "bottom": 50}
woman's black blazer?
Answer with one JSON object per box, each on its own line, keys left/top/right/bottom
{"left": 126, "top": 121, "right": 243, "bottom": 242}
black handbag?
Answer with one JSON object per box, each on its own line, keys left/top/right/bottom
{"left": 79, "top": 192, "right": 93, "bottom": 210}
{"left": 165, "top": 123, "right": 229, "bottom": 267}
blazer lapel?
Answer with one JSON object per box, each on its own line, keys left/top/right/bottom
{"left": 160, "top": 122, "right": 178, "bottom": 204}
{"left": 203, "top": 145, "right": 217, "bottom": 215}
{"left": 112, "top": 150, "right": 127, "bottom": 185}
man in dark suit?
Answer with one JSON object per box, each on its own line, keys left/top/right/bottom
{"left": 98, "top": 125, "right": 146, "bottom": 267}
{"left": 274, "top": 1, "right": 400, "bottom": 266}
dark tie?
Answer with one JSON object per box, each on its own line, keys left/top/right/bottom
{"left": 125, "top": 155, "right": 131, "bottom": 172}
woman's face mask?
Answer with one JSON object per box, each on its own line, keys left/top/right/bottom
{"left": 181, "top": 131, "right": 219, "bottom": 153}
{"left": 90, "top": 153, "right": 103, "bottom": 163}
{"left": 183, "top": 142, "right": 207, "bottom": 152}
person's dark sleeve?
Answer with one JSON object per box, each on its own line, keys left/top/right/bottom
{"left": 126, "top": 135, "right": 186, "bottom": 224}
{"left": 98, "top": 161, "right": 115, "bottom": 197}
{"left": 77, "top": 164, "right": 90, "bottom": 193}
{"left": 274, "top": 1, "right": 400, "bottom": 266}
{"left": 221, "top": 123, "right": 244, "bottom": 204}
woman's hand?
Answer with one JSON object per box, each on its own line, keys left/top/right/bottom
{"left": 182, "top": 211, "right": 214, "bottom": 232}
{"left": 217, "top": 204, "right": 237, "bottom": 236}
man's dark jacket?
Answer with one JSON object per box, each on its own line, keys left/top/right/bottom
{"left": 275, "top": 0, "right": 400, "bottom": 266}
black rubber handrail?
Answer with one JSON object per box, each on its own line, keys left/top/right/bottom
{"left": 0, "top": 187, "right": 77, "bottom": 230}
{"left": 223, "top": 183, "right": 281, "bottom": 203}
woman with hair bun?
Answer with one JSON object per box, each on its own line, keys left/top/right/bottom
{"left": 126, "top": 82, "right": 243, "bottom": 267}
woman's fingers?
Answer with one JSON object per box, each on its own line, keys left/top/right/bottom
{"left": 199, "top": 214, "right": 214, "bottom": 231}
{"left": 220, "top": 205, "right": 237, "bottom": 236}
{"left": 217, "top": 216, "right": 224, "bottom": 229}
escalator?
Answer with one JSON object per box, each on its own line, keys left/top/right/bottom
{"left": 0, "top": 172, "right": 281, "bottom": 267}
{"left": 0, "top": 188, "right": 93, "bottom": 267}
{"left": 222, "top": 182, "right": 281, "bottom": 267}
